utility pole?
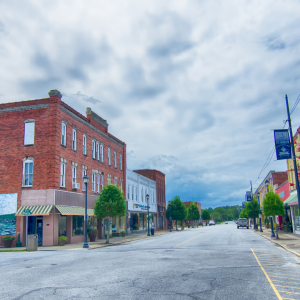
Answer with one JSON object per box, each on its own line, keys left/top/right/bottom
{"left": 286, "top": 95, "right": 300, "bottom": 213}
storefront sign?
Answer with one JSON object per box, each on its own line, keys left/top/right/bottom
{"left": 133, "top": 203, "right": 150, "bottom": 210}
{"left": 274, "top": 129, "right": 292, "bottom": 160}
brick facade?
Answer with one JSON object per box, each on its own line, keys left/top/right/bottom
{"left": 0, "top": 90, "right": 126, "bottom": 246}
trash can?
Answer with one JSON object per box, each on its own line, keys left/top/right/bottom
{"left": 27, "top": 234, "right": 38, "bottom": 251}
{"left": 151, "top": 228, "right": 155, "bottom": 235}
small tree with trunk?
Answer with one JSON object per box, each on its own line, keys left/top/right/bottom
{"left": 166, "top": 196, "right": 187, "bottom": 230}
{"left": 263, "top": 191, "right": 285, "bottom": 239}
{"left": 239, "top": 208, "right": 248, "bottom": 219}
{"left": 94, "top": 185, "right": 126, "bottom": 244}
{"left": 245, "top": 198, "right": 259, "bottom": 226}
{"left": 201, "top": 209, "right": 211, "bottom": 225}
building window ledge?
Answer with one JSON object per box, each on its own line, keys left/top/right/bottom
{"left": 61, "top": 144, "right": 67, "bottom": 148}
{"left": 23, "top": 144, "right": 34, "bottom": 147}
{"left": 60, "top": 186, "right": 66, "bottom": 189}
{"left": 22, "top": 186, "right": 33, "bottom": 188}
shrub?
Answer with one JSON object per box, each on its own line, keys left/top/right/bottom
{"left": 58, "top": 236, "right": 68, "bottom": 241}
{"left": 2, "top": 236, "right": 15, "bottom": 240}
{"left": 89, "top": 229, "right": 98, "bottom": 235}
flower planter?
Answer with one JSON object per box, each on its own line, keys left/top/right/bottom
{"left": 58, "top": 240, "right": 66, "bottom": 246}
{"left": 89, "top": 234, "right": 97, "bottom": 242}
{"left": 121, "top": 232, "right": 126, "bottom": 237}
{"left": 3, "top": 239, "right": 13, "bottom": 248}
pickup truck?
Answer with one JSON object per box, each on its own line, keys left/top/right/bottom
{"left": 237, "top": 218, "right": 249, "bottom": 229}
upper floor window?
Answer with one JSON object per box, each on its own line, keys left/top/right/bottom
{"left": 128, "top": 186, "right": 130, "bottom": 200}
{"left": 100, "top": 173, "right": 104, "bottom": 191}
{"left": 60, "top": 162, "right": 66, "bottom": 187}
{"left": 120, "top": 180, "right": 122, "bottom": 192}
{"left": 61, "top": 122, "right": 66, "bottom": 146}
{"left": 92, "top": 140, "right": 96, "bottom": 159}
{"left": 114, "top": 177, "right": 117, "bottom": 186}
{"left": 72, "top": 166, "right": 77, "bottom": 188}
{"left": 100, "top": 144, "right": 104, "bottom": 162}
{"left": 92, "top": 173, "right": 96, "bottom": 192}
{"left": 83, "top": 134, "right": 87, "bottom": 155}
{"left": 97, "top": 173, "right": 100, "bottom": 193}
{"left": 141, "top": 188, "right": 143, "bottom": 202}
{"left": 132, "top": 186, "right": 134, "bottom": 200}
{"left": 24, "top": 120, "right": 35, "bottom": 145}
{"left": 120, "top": 154, "right": 122, "bottom": 170}
{"left": 23, "top": 159, "right": 33, "bottom": 187}
{"left": 72, "top": 129, "right": 77, "bottom": 151}
{"left": 136, "top": 187, "right": 137, "bottom": 201}
{"left": 108, "top": 148, "right": 111, "bottom": 165}
{"left": 96, "top": 142, "right": 100, "bottom": 160}
{"left": 114, "top": 151, "right": 117, "bottom": 168}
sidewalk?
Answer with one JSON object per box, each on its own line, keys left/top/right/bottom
{"left": 0, "top": 228, "right": 190, "bottom": 252}
{"left": 253, "top": 227, "right": 300, "bottom": 257}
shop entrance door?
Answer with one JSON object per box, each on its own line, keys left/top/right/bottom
{"left": 36, "top": 217, "right": 43, "bottom": 246}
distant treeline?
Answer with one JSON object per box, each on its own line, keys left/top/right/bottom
{"left": 205, "top": 205, "right": 241, "bottom": 223}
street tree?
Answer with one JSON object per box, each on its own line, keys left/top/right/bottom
{"left": 201, "top": 209, "right": 211, "bottom": 225}
{"left": 187, "top": 202, "right": 200, "bottom": 227}
{"left": 94, "top": 185, "right": 126, "bottom": 244}
{"left": 166, "top": 196, "right": 187, "bottom": 230}
{"left": 245, "top": 198, "right": 259, "bottom": 225}
{"left": 239, "top": 208, "right": 248, "bottom": 219}
{"left": 263, "top": 191, "right": 285, "bottom": 239}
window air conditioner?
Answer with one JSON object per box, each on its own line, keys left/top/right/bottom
{"left": 73, "top": 183, "right": 80, "bottom": 189}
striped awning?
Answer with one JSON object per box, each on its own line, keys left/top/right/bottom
{"left": 284, "top": 193, "right": 298, "bottom": 206}
{"left": 15, "top": 205, "right": 53, "bottom": 216}
{"left": 56, "top": 206, "right": 95, "bottom": 216}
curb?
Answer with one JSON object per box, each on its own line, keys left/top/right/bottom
{"left": 254, "top": 231, "right": 300, "bottom": 258}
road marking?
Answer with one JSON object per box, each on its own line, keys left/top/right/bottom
{"left": 278, "top": 291, "right": 300, "bottom": 295}
{"left": 251, "top": 249, "right": 282, "bottom": 300}
{"left": 282, "top": 298, "right": 297, "bottom": 300}
{"left": 269, "top": 275, "right": 300, "bottom": 280}
{"left": 173, "top": 229, "right": 215, "bottom": 248}
{"left": 268, "top": 273, "right": 300, "bottom": 278}
{"left": 272, "top": 280, "right": 300, "bottom": 285}
{"left": 275, "top": 285, "right": 300, "bottom": 290}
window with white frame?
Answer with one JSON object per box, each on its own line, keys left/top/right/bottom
{"left": 100, "top": 144, "right": 104, "bottom": 162}
{"left": 141, "top": 188, "right": 143, "bottom": 202}
{"left": 108, "top": 148, "right": 111, "bottom": 165}
{"left": 128, "top": 186, "right": 130, "bottom": 200}
{"left": 83, "top": 134, "right": 87, "bottom": 155}
{"left": 120, "top": 154, "right": 122, "bottom": 170}
{"left": 23, "top": 159, "right": 33, "bottom": 186}
{"left": 100, "top": 173, "right": 104, "bottom": 191}
{"left": 132, "top": 186, "right": 134, "bottom": 200}
{"left": 72, "top": 166, "right": 77, "bottom": 188}
{"left": 153, "top": 191, "right": 155, "bottom": 204}
{"left": 114, "top": 151, "right": 117, "bottom": 168}
{"left": 24, "top": 121, "right": 35, "bottom": 145}
{"left": 72, "top": 129, "right": 77, "bottom": 150}
{"left": 114, "top": 177, "right": 117, "bottom": 186}
{"left": 96, "top": 142, "right": 99, "bottom": 160}
{"left": 120, "top": 180, "right": 122, "bottom": 192}
{"left": 97, "top": 173, "right": 100, "bottom": 193}
{"left": 92, "top": 140, "right": 95, "bottom": 159}
{"left": 82, "top": 169, "right": 87, "bottom": 191}
{"left": 60, "top": 162, "right": 66, "bottom": 187}
{"left": 136, "top": 187, "right": 137, "bottom": 201}
{"left": 61, "top": 122, "right": 66, "bottom": 146}
{"left": 92, "top": 172, "right": 96, "bottom": 192}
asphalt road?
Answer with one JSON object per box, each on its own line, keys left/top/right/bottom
{"left": 1, "top": 222, "right": 300, "bottom": 299}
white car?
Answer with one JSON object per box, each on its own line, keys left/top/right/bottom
{"left": 209, "top": 220, "right": 215, "bottom": 226}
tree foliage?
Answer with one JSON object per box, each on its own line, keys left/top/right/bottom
{"left": 201, "top": 209, "right": 211, "bottom": 221}
{"left": 245, "top": 198, "right": 259, "bottom": 219}
{"left": 239, "top": 208, "right": 248, "bottom": 219}
{"left": 94, "top": 185, "right": 126, "bottom": 243}
{"left": 263, "top": 191, "right": 285, "bottom": 218}
{"left": 166, "top": 196, "right": 187, "bottom": 230}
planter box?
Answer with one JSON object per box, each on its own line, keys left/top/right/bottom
{"left": 89, "top": 234, "right": 97, "bottom": 242}
{"left": 58, "top": 240, "right": 66, "bottom": 246}
{"left": 3, "top": 239, "right": 13, "bottom": 248}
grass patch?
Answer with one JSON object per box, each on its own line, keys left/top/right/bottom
{"left": 0, "top": 249, "right": 27, "bottom": 252}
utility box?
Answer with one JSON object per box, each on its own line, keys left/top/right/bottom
{"left": 27, "top": 234, "right": 38, "bottom": 251}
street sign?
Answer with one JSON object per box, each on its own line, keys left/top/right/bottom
{"left": 22, "top": 209, "right": 32, "bottom": 215}
{"left": 274, "top": 129, "right": 292, "bottom": 160}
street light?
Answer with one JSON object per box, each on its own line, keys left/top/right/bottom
{"left": 83, "top": 175, "right": 89, "bottom": 248}
{"left": 257, "top": 190, "right": 262, "bottom": 232}
{"left": 169, "top": 201, "right": 172, "bottom": 232}
{"left": 265, "top": 179, "right": 275, "bottom": 238}
{"left": 146, "top": 194, "right": 150, "bottom": 236}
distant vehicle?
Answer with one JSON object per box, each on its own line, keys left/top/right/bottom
{"left": 225, "top": 222, "right": 228, "bottom": 224}
{"left": 237, "top": 218, "right": 249, "bottom": 229}
{"left": 209, "top": 220, "right": 215, "bottom": 226}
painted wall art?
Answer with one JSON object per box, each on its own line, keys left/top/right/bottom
{"left": 0, "top": 193, "right": 17, "bottom": 235}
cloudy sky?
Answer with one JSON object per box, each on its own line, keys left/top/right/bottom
{"left": 1, "top": 0, "right": 300, "bottom": 208}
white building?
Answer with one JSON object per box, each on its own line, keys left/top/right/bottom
{"left": 126, "top": 169, "right": 157, "bottom": 233}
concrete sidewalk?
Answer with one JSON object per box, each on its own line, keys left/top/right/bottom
{"left": 254, "top": 227, "right": 300, "bottom": 257}
{"left": 0, "top": 228, "right": 193, "bottom": 252}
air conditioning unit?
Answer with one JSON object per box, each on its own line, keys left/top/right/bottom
{"left": 72, "top": 183, "right": 80, "bottom": 189}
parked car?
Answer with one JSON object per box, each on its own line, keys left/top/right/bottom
{"left": 209, "top": 220, "right": 215, "bottom": 226}
{"left": 225, "top": 222, "right": 228, "bottom": 224}
{"left": 237, "top": 218, "right": 249, "bottom": 229}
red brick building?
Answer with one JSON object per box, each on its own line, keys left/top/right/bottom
{"left": 0, "top": 89, "right": 126, "bottom": 246}
{"left": 133, "top": 169, "right": 166, "bottom": 230}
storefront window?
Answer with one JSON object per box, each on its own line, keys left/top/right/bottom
{"left": 112, "top": 216, "right": 118, "bottom": 233}
{"left": 293, "top": 207, "right": 300, "bottom": 231}
{"left": 59, "top": 215, "right": 67, "bottom": 236}
{"left": 73, "top": 216, "right": 84, "bottom": 236}
{"left": 119, "top": 216, "right": 125, "bottom": 232}
{"left": 139, "top": 213, "right": 145, "bottom": 230}
{"left": 130, "top": 213, "right": 139, "bottom": 230}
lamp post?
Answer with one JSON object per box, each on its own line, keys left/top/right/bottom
{"left": 146, "top": 194, "right": 150, "bottom": 236}
{"left": 169, "top": 201, "right": 172, "bottom": 232}
{"left": 265, "top": 179, "right": 275, "bottom": 238}
{"left": 257, "top": 190, "right": 262, "bottom": 232}
{"left": 83, "top": 175, "right": 89, "bottom": 248}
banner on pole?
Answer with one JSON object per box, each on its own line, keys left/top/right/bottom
{"left": 245, "top": 191, "right": 252, "bottom": 202}
{"left": 274, "top": 129, "right": 292, "bottom": 160}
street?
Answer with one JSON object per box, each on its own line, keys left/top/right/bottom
{"left": 1, "top": 223, "right": 300, "bottom": 299}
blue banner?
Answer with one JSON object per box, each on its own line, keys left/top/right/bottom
{"left": 274, "top": 129, "right": 292, "bottom": 160}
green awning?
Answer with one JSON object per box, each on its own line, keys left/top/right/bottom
{"left": 283, "top": 193, "right": 298, "bottom": 206}
{"left": 15, "top": 205, "right": 53, "bottom": 216}
{"left": 56, "top": 206, "right": 95, "bottom": 216}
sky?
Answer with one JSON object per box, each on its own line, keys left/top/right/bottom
{"left": 1, "top": 0, "right": 300, "bottom": 208}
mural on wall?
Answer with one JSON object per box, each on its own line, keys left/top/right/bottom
{"left": 0, "top": 193, "right": 17, "bottom": 236}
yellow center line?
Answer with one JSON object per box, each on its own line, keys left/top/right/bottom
{"left": 267, "top": 273, "right": 300, "bottom": 278}
{"left": 278, "top": 291, "right": 300, "bottom": 295}
{"left": 272, "top": 280, "right": 300, "bottom": 285}
{"left": 275, "top": 285, "right": 300, "bottom": 290}
{"left": 251, "top": 249, "right": 282, "bottom": 300}
{"left": 173, "top": 229, "right": 215, "bottom": 248}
